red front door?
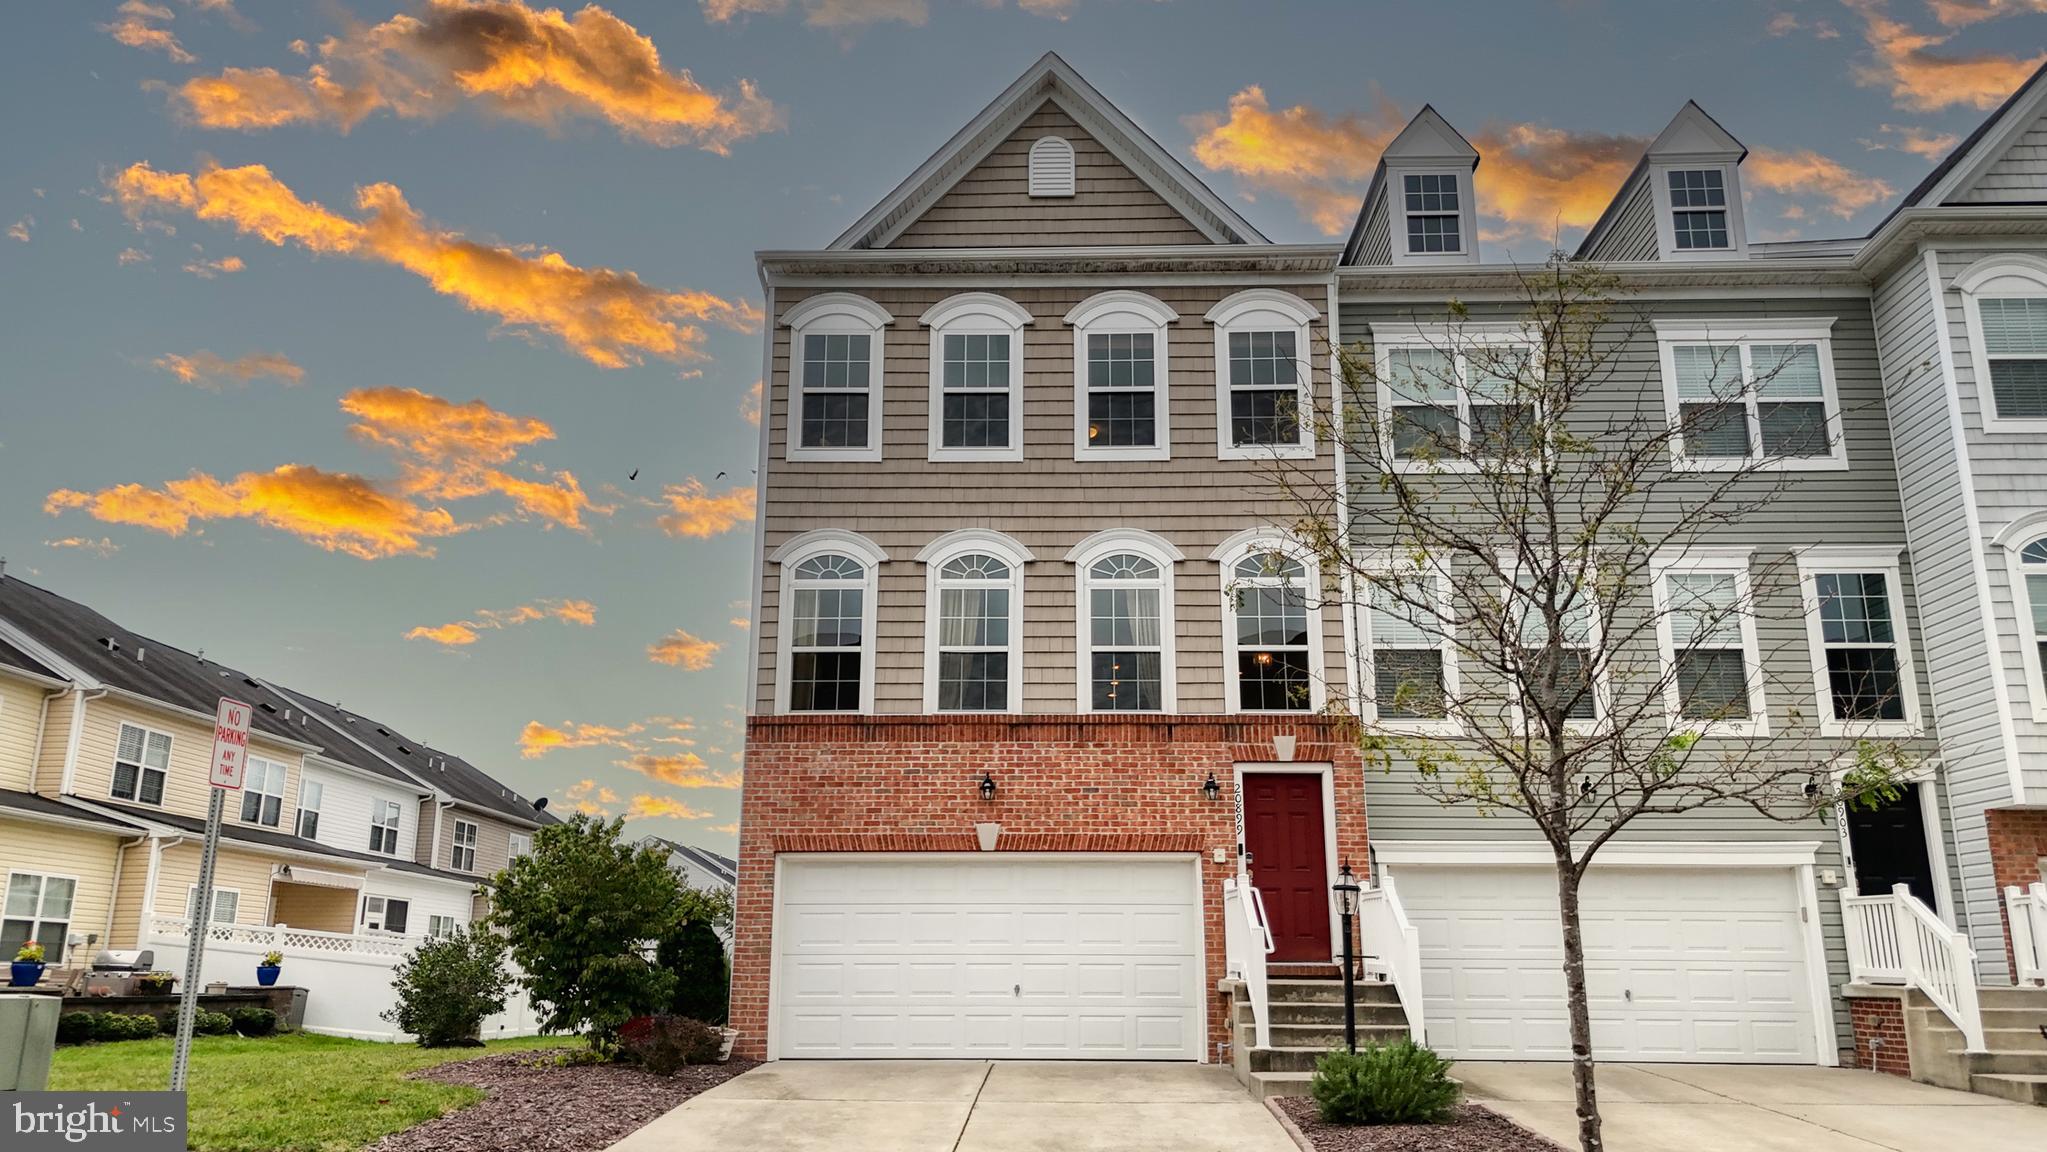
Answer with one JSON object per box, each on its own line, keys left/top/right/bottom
{"left": 1241, "top": 772, "right": 1332, "bottom": 962}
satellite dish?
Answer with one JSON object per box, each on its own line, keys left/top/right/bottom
{"left": 532, "top": 796, "right": 549, "bottom": 811}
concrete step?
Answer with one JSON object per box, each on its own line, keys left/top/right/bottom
{"left": 1959, "top": 1049, "right": 2047, "bottom": 1075}
{"left": 1923, "top": 1025, "right": 2047, "bottom": 1054}
{"left": 1976, "top": 987, "right": 2047, "bottom": 1011}
{"left": 1244, "top": 1071, "right": 1314, "bottom": 1100}
{"left": 1265, "top": 978, "right": 1401, "bottom": 1004}
{"left": 1237, "top": 1001, "right": 1409, "bottom": 1027}
{"left": 1985, "top": 1008, "right": 2047, "bottom": 1031}
{"left": 1265, "top": 1022, "right": 1416, "bottom": 1048}
{"left": 1249, "top": 1032, "right": 1410, "bottom": 1073}
{"left": 1969, "top": 1073, "right": 2047, "bottom": 1105}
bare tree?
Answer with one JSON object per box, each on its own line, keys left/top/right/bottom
{"left": 1252, "top": 257, "right": 1913, "bottom": 1152}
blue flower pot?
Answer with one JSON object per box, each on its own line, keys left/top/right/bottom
{"left": 255, "top": 964, "right": 280, "bottom": 987}
{"left": 9, "top": 961, "right": 44, "bottom": 987}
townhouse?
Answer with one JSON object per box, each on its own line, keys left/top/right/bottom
{"left": 734, "top": 51, "right": 2047, "bottom": 1082}
{"left": 0, "top": 569, "right": 551, "bottom": 978}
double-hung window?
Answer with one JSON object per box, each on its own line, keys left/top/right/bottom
{"left": 773, "top": 532, "right": 886, "bottom": 714}
{"left": 1506, "top": 566, "right": 1603, "bottom": 727}
{"left": 112, "top": 722, "right": 170, "bottom": 805}
{"left": 369, "top": 800, "right": 403, "bottom": 855}
{"left": 1068, "top": 292, "right": 1176, "bottom": 461}
{"left": 3, "top": 873, "right": 76, "bottom": 963}
{"left": 240, "top": 757, "right": 286, "bottom": 827}
{"left": 924, "top": 294, "right": 1029, "bottom": 461}
{"left": 1403, "top": 173, "right": 1463, "bottom": 254}
{"left": 1654, "top": 551, "right": 1765, "bottom": 733}
{"left": 1218, "top": 540, "right": 1321, "bottom": 712}
{"left": 1365, "top": 569, "right": 1455, "bottom": 728}
{"left": 1956, "top": 258, "right": 2047, "bottom": 426}
{"left": 1799, "top": 549, "right": 1918, "bottom": 736}
{"left": 1666, "top": 169, "right": 1730, "bottom": 251}
{"left": 784, "top": 294, "right": 892, "bottom": 462}
{"left": 920, "top": 534, "right": 1029, "bottom": 713}
{"left": 428, "top": 914, "right": 459, "bottom": 939}
{"left": 1072, "top": 532, "right": 1180, "bottom": 713}
{"left": 2012, "top": 535, "right": 2047, "bottom": 720}
{"left": 509, "top": 831, "right": 533, "bottom": 858}
{"left": 450, "top": 819, "right": 478, "bottom": 872}
{"left": 296, "top": 779, "right": 323, "bottom": 840}
{"left": 1376, "top": 329, "right": 1540, "bottom": 467}
{"left": 1208, "top": 290, "right": 1317, "bottom": 458}
{"left": 1657, "top": 321, "right": 1844, "bottom": 469}
{"left": 185, "top": 886, "right": 238, "bottom": 925}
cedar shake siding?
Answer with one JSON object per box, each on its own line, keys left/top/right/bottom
{"left": 889, "top": 102, "right": 1211, "bottom": 250}
{"left": 755, "top": 279, "right": 1343, "bottom": 716}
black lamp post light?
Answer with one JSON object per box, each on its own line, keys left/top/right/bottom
{"left": 1332, "top": 860, "right": 1362, "bottom": 1053}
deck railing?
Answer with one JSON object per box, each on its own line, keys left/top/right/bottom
{"left": 2007, "top": 882, "right": 2047, "bottom": 987}
{"left": 1221, "top": 876, "right": 1274, "bottom": 1050}
{"left": 1841, "top": 885, "right": 1985, "bottom": 1052}
{"left": 145, "top": 915, "right": 427, "bottom": 959}
{"left": 1356, "top": 879, "right": 1425, "bottom": 1044}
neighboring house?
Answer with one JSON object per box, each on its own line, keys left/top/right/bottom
{"left": 0, "top": 570, "right": 552, "bottom": 978}
{"left": 734, "top": 51, "right": 2047, "bottom": 1081}
{"left": 644, "top": 836, "right": 738, "bottom": 899}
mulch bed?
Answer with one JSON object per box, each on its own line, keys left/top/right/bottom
{"left": 1272, "top": 1099, "right": 1567, "bottom": 1152}
{"left": 367, "top": 1049, "right": 758, "bottom": 1152}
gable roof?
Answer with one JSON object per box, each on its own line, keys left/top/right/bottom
{"left": 1875, "top": 58, "right": 2047, "bottom": 232}
{"left": 644, "top": 836, "right": 737, "bottom": 888}
{"left": 0, "top": 633, "right": 62, "bottom": 684}
{"left": 1342, "top": 105, "right": 1479, "bottom": 265}
{"left": 1574, "top": 101, "right": 1746, "bottom": 260}
{"left": 830, "top": 52, "right": 1266, "bottom": 250}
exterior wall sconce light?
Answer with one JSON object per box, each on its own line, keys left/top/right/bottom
{"left": 1203, "top": 772, "right": 1222, "bottom": 802}
{"left": 979, "top": 771, "right": 998, "bottom": 801}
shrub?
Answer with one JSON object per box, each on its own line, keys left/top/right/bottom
{"left": 617, "top": 1014, "right": 723, "bottom": 1075}
{"left": 656, "top": 917, "right": 729, "bottom": 1025}
{"left": 134, "top": 971, "right": 174, "bottom": 995}
{"left": 383, "top": 926, "right": 510, "bottom": 1048}
{"left": 56, "top": 1013, "right": 96, "bottom": 1044}
{"left": 259, "top": 950, "right": 283, "bottom": 968}
{"left": 14, "top": 941, "right": 45, "bottom": 964}
{"left": 228, "top": 1007, "right": 278, "bottom": 1036}
{"left": 90, "top": 1013, "right": 160, "bottom": 1042}
{"left": 194, "top": 1010, "right": 234, "bottom": 1035}
{"left": 1310, "top": 1040, "right": 1462, "bottom": 1126}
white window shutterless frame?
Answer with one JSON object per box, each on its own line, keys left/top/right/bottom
{"left": 1068, "top": 529, "right": 1183, "bottom": 713}
{"left": 1654, "top": 319, "right": 1846, "bottom": 471}
{"left": 771, "top": 530, "right": 888, "bottom": 715}
{"left": 1212, "top": 533, "right": 1325, "bottom": 714}
{"left": 1067, "top": 291, "right": 1177, "bottom": 462}
{"left": 1651, "top": 162, "right": 1747, "bottom": 261}
{"left": 1955, "top": 255, "right": 2047, "bottom": 432}
{"left": 1206, "top": 290, "right": 1318, "bottom": 461}
{"left": 1796, "top": 547, "right": 1920, "bottom": 738}
{"left": 1651, "top": 548, "right": 1768, "bottom": 736}
{"left": 917, "top": 529, "right": 1033, "bottom": 714}
{"left": 1357, "top": 558, "right": 1459, "bottom": 734}
{"left": 1371, "top": 325, "right": 1543, "bottom": 472}
{"left": 922, "top": 293, "right": 1031, "bottom": 462}
{"left": 784, "top": 293, "right": 894, "bottom": 463}
{"left": 1502, "top": 559, "right": 1608, "bottom": 732}
{"left": 1992, "top": 513, "right": 2047, "bottom": 723}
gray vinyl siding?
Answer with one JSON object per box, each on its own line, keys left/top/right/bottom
{"left": 1339, "top": 291, "right": 1933, "bottom": 1054}
{"left": 757, "top": 281, "right": 1342, "bottom": 716}
{"left": 1953, "top": 112, "right": 2047, "bottom": 204}
{"left": 1354, "top": 186, "right": 1393, "bottom": 266}
{"left": 888, "top": 101, "right": 1210, "bottom": 249}
{"left": 1582, "top": 180, "right": 1660, "bottom": 262}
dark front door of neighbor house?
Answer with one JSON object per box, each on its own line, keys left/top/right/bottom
{"left": 1847, "top": 786, "right": 1938, "bottom": 909}
{"left": 1242, "top": 772, "right": 1332, "bottom": 963}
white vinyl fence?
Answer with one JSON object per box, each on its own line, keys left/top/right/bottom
{"left": 143, "top": 916, "right": 543, "bottom": 1042}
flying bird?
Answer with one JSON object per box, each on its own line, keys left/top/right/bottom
{"left": 628, "top": 469, "right": 639, "bottom": 481}
{"left": 714, "top": 471, "right": 726, "bottom": 480}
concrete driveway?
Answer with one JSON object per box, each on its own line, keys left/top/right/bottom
{"left": 1457, "top": 1062, "right": 2047, "bottom": 1152}
{"left": 606, "top": 1060, "right": 1294, "bottom": 1152}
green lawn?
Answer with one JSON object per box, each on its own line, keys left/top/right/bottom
{"left": 50, "top": 1031, "right": 567, "bottom": 1152}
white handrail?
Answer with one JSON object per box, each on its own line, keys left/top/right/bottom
{"left": 2007, "top": 883, "right": 2047, "bottom": 987}
{"left": 1356, "top": 880, "right": 1425, "bottom": 1043}
{"left": 1222, "top": 877, "right": 1272, "bottom": 1050}
{"left": 1842, "top": 893, "right": 1905, "bottom": 983}
{"left": 1888, "top": 884, "right": 1986, "bottom": 1052}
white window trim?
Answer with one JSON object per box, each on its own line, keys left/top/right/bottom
{"left": 1796, "top": 546, "right": 1922, "bottom": 738}
{"left": 1355, "top": 554, "right": 1462, "bottom": 736}
{"left": 239, "top": 755, "right": 288, "bottom": 827}
{"left": 1371, "top": 323, "right": 1544, "bottom": 474}
{"left": 1650, "top": 547, "right": 1769, "bottom": 737}
{"left": 361, "top": 893, "right": 411, "bottom": 935}
{"left": 922, "top": 293, "right": 1030, "bottom": 462}
{"left": 296, "top": 778, "right": 324, "bottom": 840}
{"left": 770, "top": 529, "right": 888, "bottom": 715}
{"left": 1993, "top": 511, "right": 2047, "bottom": 724}
{"left": 1651, "top": 161, "right": 1748, "bottom": 261}
{"left": 1212, "top": 532, "right": 1325, "bottom": 714}
{"left": 784, "top": 293, "right": 893, "bottom": 463}
{"left": 1067, "top": 528, "right": 1183, "bottom": 713}
{"left": 509, "top": 831, "right": 533, "bottom": 859}
{"left": 112, "top": 721, "right": 173, "bottom": 806}
{"left": 451, "top": 818, "right": 479, "bottom": 872}
{"left": 1501, "top": 554, "right": 1610, "bottom": 736}
{"left": 1828, "top": 756, "right": 1956, "bottom": 926}
{"left": 1388, "top": 167, "right": 1479, "bottom": 268}
{"left": 184, "top": 884, "right": 240, "bottom": 925}
{"left": 1206, "top": 290, "right": 1318, "bottom": 461}
{"left": 4, "top": 870, "right": 80, "bottom": 963}
{"left": 1653, "top": 318, "right": 1847, "bottom": 472}
{"left": 1067, "top": 291, "right": 1177, "bottom": 462}
{"left": 917, "top": 529, "right": 1034, "bottom": 714}
{"left": 1955, "top": 254, "right": 2047, "bottom": 434}
{"left": 369, "top": 799, "right": 404, "bottom": 856}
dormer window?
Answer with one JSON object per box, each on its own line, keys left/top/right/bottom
{"left": 1667, "top": 169, "right": 1730, "bottom": 250}
{"left": 1403, "top": 174, "right": 1462, "bottom": 254}
{"left": 1028, "top": 136, "right": 1075, "bottom": 198}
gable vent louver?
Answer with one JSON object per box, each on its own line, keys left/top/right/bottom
{"left": 1028, "top": 136, "right": 1076, "bottom": 198}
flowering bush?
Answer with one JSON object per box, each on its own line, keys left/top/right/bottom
{"left": 260, "top": 950, "right": 283, "bottom": 967}
{"left": 14, "top": 941, "right": 45, "bottom": 964}
{"left": 617, "top": 1014, "right": 723, "bottom": 1074}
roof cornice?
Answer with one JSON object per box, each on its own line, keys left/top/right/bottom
{"left": 1337, "top": 258, "right": 1870, "bottom": 297}
{"left": 1855, "top": 206, "right": 2047, "bottom": 278}
{"left": 760, "top": 243, "right": 1340, "bottom": 282}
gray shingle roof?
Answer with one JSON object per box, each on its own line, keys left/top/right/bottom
{"left": 90, "top": 798, "right": 480, "bottom": 883}
{"left": 0, "top": 788, "right": 148, "bottom": 831}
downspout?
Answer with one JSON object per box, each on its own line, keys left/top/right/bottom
{"left": 104, "top": 831, "right": 148, "bottom": 947}
{"left": 59, "top": 687, "right": 109, "bottom": 796}
{"left": 30, "top": 687, "right": 55, "bottom": 792}
{"left": 430, "top": 799, "right": 452, "bottom": 868}
{"left": 141, "top": 834, "right": 171, "bottom": 938}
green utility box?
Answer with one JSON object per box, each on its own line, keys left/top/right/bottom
{"left": 0, "top": 988, "right": 62, "bottom": 1091}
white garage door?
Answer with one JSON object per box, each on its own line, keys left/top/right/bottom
{"left": 774, "top": 855, "right": 1202, "bottom": 1060}
{"left": 1393, "top": 864, "right": 1817, "bottom": 1063}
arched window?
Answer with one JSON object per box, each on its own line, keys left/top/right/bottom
{"left": 1206, "top": 290, "right": 1319, "bottom": 460}
{"left": 1955, "top": 255, "right": 2047, "bottom": 428}
{"left": 1086, "top": 553, "right": 1166, "bottom": 712}
{"left": 1028, "top": 136, "right": 1076, "bottom": 198}
{"left": 1214, "top": 533, "right": 1324, "bottom": 713}
{"left": 2017, "top": 536, "right": 2047, "bottom": 717}
{"left": 771, "top": 530, "right": 887, "bottom": 714}
{"left": 932, "top": 554, "right": 1015, "bottom": 711}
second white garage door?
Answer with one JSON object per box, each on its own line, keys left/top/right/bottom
{"left": 773, "top": 855, "right": 1202, "bottom": 1060}
{"left": 1391, "top": 863, "right": 1819, "bottom": 1063}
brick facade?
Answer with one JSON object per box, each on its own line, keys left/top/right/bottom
{"left": 730, "top": 714, "right": 1370, "bottom": 1061}
{"left": 1987, "top": 807, "right": 2047, "bottom": 979}
{"left": 1845, "top": 995, "right": 1910, "bottom": 1077}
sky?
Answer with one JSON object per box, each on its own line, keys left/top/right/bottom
{"left": 1, "top": 0, "right": 2042, "bottom": 853}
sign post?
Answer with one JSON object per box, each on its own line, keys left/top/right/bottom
{"left": 169, "top": 697, "right": 250, "bottom": 1092}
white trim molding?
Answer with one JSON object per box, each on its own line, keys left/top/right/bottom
{"left": 1354, "top": 555, "right": 1460, "bottom": 736}
{"left": 1069, "top": 528, "right": 1181, "bottom": 713}
{"left": 1372, "top": 839, "right": 1822, "bottom": 868}
{"left": 1369, "top": 322, "right": 1544, "bottom": 474}
{"left": 1213, "top": 534, "right": 1326, "bottom": 715}
{"left": 1829, "top": 755, "right": 1957, "bottom": 926}
{"left": 1954, "top": 255, "right": 2047, "bottom": 434}
{"left": 770, "top": 529, "right": 888, "bottom": 716}
{"left": 1795, "top": 545, "right": 1922, "bottom": 739}
{"left": 1649, "top": 545, "right": 1769, "bottom": 737}
{"left": 918, "top": 529, "right": 1032, "bottom": 714}
{"left": 1205, "top": 289, "right": 1319, "bottom": 461}
{"left": 921, "top": 293, "right": 1032, "bottom": 462}
{"left": 1652, "top": 318, "right": 1847, "bottom": 472}
{"left": 1066, "top": 291, "right": 1178, "bottom": 462}
{"left": 1234, "top": 762, "right": 1343, "bottom": 963}
{"left": 1650, "top": 159, "right": 1750, "bottom": 263}
{"left": 783, "top": 293, "right": 893, "bottom": 463}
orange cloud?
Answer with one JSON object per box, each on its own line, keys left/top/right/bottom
{"left": 518, "top": 718, "right": 643, "bottom": 757}
{"left": 1843, "top": 0, "right": 2045, "bottom": 111}
{"left": 740, "top": 379, "right": 762, "bottom": 426}
{"left": 1924, "top": 0, "right": 2047, "bottom": 26}
{"left": 45, "top": 466, "right": 459, "bottom": 559}
{"left": 118, "top": 248, "right": 152, "bottom": 266}
{"left": 647, "top": 628, "right": 721, "bottom": 670}
{"left": 152, "top": 350, "right": 304, "bottom": 389}
{"left": 176, "top": 0, "right": 782, "bottom": 153}
{"left": 105, "top": 1, "right": 194, "bottom": 64}
{"left": 617, "top": 751, "right": 741, "bottom": 788}
{"left": 563, "top": 778, "right": 619, "bottom": 816}
{"left": 1746, "top": 148, "right": 1896, "bottom": 219}
{"left": 112, "top": 161, "right": 760, "bottom": 367}
{"left": 1864, "top": 123, "right": 1962, "bottom": 159}
{"left": 7, "top": 218, "right": 30, "bottom": 243}
{"left": 44, "top": 537, "right": 121, "bottom": 557}
{"left": 624, "top": 794, "right": 713, "bottom": 820}
{"left": 408, "top": 598, "right": 598, "bottom": 647}
{"left": 182, "top": 254, "right": 245, "bottom": 278}
{"left": 655, "top": 479, "right": 755, "bottom": 538}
